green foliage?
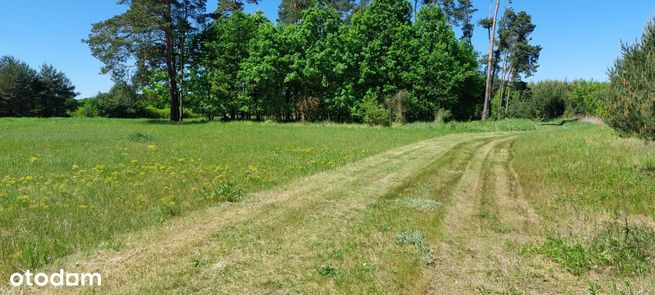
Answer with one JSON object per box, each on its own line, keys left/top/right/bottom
{"left": 606, "top": 19, "right": 655, "bottom": 140}
{"left": 82, "top": 82, "right": 149, "bottom": 118}
{"left": 568, "top": 80, "right": 609, "bottom": 117}
{"left": 183, "top": 1, "right": 483, "bottom": 122}
{"left": 86, "top": 0, "right": 209, "bottom": 122}
{"left": 357, "top": 92, "right": 391, "bottom": 126}
{"left": 190, "top": 11, "right": 268, "bottom": 120}
{"left": 0, "top": 56, "right": 77, "bottom": 117}
{"left": 529, "top": 80, "right": 568, "bottom": 119}
{"left": 507, "top": 80, "right": 608, "bottom": 120}
{"left": 434, "top": 108, "right": 453, "bottom": 123}
{"left": 202, "top": 183, "right": 244, "bottom": 202}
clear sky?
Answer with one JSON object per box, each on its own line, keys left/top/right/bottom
{"left": 1, "top": 0, "right": 653, "bottom": 98}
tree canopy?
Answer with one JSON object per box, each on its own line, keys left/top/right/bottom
{"left": 0, "top": 56, "right": 77, "bottom": 117}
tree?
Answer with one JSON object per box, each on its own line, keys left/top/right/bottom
{"left": 191, "top": 11, "right": 267, "bottom": 120}
{"left": 606, "top": 18, "right": 655, "bottom": 140}
{"left": 0, "top": 56, "right": 77, "bottom": 117}
{"left": 496, "top": 9, "right": 541, "bottom": 117}
{"left": 86, "top": 0, "right": 208, "bottom": 122}
{"left": 410, "top": 5, "right": 480, "bottom": 120}
{"left": 279, "top": 0, "right": 355, "bottom": 23}
{"left": 0, "top": 56, "right": 38, "bottom": 116}
{"left": 34, "top": 65, "right": 78, "bottom": 117}
{"left": 425, "top": 0, "right": 477, "bottom": 42}
{"left": 87, "top": 82, "right": 147, "bottom": 118}
{"left": 279, "top": 0, "right": 317, "bottom": 23}
{"left": 481, "top": 0, "right": 501, "bottom": 120}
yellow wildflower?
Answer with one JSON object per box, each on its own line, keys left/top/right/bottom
{"left": 29, "top": 156, "right": 38, "bottom": 164}
{"left": 71, "top": 164, "right": 79, "bottom": 170}
{"left": 17, "top": 195, "right": 30, "bottom": 204}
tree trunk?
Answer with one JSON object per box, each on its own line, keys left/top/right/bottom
{"left": 497, "top": 51, "right": 509, "bottom": 118}
{"left": 164, "top": 3, "right": 181, "bottom": 123}
{"left": 505, "top": 67, "right": 515, "bottom": 113}
{"left": 482, "top": 0, "right": 501, "bottom": 121}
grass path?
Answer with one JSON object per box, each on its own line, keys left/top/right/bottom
{"left": 429, "top": 137, "right": 586, "bottom": 293}
{"left": 7, "top": 130, "right": 594, "bottom": 294}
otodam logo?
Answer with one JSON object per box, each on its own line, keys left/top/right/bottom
{"left": 8, "top": 270, "right": 101, "bottom": 287}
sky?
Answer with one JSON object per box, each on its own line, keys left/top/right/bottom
{"left": 1, "top": 1, "right": 654, "bottom": 98}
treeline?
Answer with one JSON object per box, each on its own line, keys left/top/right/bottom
{"left": 502, "top": 80, "right": 608, "bottom": 120}
{"left": 87, "top": 0, "right": 484, "bottom": 124}
{"left": 0, "top": 56, "right": 77, "bottom": 117}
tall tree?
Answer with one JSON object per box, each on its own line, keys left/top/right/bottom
{"left": 86, "top": 0, "right": 208, "bottom": 122}
{"left": 279, "top": 0, "right": 355, "bottom": 23}
{"left": 0, "top": 56, "right": 77, "bottom": 117}
{"left": 425, "top": 0, "right": 477, "bottom": 42}
{"left": 191, "top": 11, "right": 267, "bottom": 120}
{"left": 0, "top": 56, "right": 37, "bottom": 116}
{"left": 34, "top": 65, "right": 78, "bottom": 117}
{"left": 481, "top": 0, "right": 500, "bottom": 120}
{"left": 496, "top": 9, "right": 540, "bottom": 116}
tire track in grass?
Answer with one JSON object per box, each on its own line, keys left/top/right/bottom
{"left": 428, "top": 138, "right": 586, "bottom": 294}
{"left": 11, "top": 133, "right": 504, "bottom": 294}
{"left": 178, "top": 137, "right": 500, "bottom": 294}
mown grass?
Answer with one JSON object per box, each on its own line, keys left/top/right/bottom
{"left": 0, "top": 117, "right": 534, "bottom": 278}
{"left": 511, "top": 122, "right": 655, "bottom": 290}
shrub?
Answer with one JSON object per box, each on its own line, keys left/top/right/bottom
{"left": 568, "top": 80, "right": 609, "bottom": 117}
{"left": 201, "top": 183, "right": 243, "bottom": 203}
{"left": 358, "top": 91, "right": 391, "bottom": 127}
{"left": 606, "top": 19, "right": 655, "bottom": 140}
{"left": 434, "top": 108, "right": 453, "bottom": 123}
{"left": 530, "top": 80, "right": 568, "bottom": 119}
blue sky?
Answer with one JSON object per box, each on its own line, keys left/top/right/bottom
{"left": 1, "top": 1, "right": 653, "bottom": 98}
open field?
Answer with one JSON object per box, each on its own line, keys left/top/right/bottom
{"left": 1, "top": 118, "right": 654, "bottom": 293}
{"left": 0, "top": 118, "right": 534, "bottom": 279}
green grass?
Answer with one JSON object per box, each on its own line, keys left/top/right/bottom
{"left": 0, "top": 117, "right": 534, "bottom": 278}
{"left": 510, "top": 122, "right": 655, "bottom": 287}
{"left": 512, "top": 122, "right": 655, "bottom": 219}
{"left": 521, "top": 224, "right": 655, "bottom": 276}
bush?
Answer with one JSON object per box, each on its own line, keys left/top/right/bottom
{"left": 358, "top": 91, "right": 391, "bottom": 127}
{"left": 568, "top": 80, "right": 609, "bottom": 117}
{"left": 530, "top": 80, "right": 568, "bottom": 119}
{"left": 606, "top": 19, "right": 655, "bottom": 140}
{"left": 506, "top": 80, "right": 609, "bottom": 120}
{"left": 434, "top": 108, "right": 453, "bottom": 123}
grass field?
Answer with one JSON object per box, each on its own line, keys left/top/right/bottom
{"left": 0, "top": 118, "right": 534, "bottom": 280}
{"left": 1, "top": 118, "right": 654, "bottom": 293}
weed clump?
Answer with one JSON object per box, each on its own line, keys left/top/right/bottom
{"left": 522, "top": 224, "right": 655, "bottom": 276}
{"left": 201, "top": 183, "right": 243, "bottom": 203}
{"left": 318, "top": 265, "right": 343, "bottom": 278}
{"left": 395, "top": 230, "right": 435, "bottom": 265}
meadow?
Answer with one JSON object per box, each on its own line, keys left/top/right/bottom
{"left": 1, "top": 118, "right": 654, "bottom": 293}
{"left": 0, "top": 117, "right": 533, "bottom": 279}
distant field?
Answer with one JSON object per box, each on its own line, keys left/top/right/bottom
{"left": 0, "top": 118, "right": 534, "bottom": 279}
